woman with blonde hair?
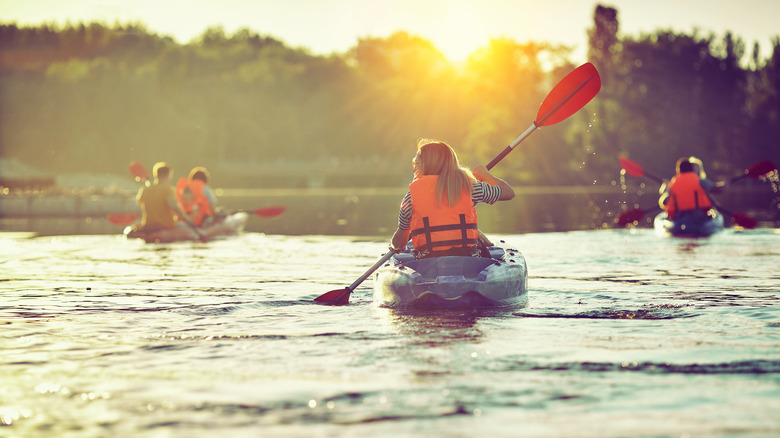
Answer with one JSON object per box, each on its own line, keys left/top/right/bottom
{"left": 391, "top": 139, "right": 515, "bottom": 258}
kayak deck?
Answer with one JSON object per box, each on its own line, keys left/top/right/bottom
{"left": 372, "top": 241, "right": 528, "bottom": 309}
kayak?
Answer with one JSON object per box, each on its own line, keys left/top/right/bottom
{"left": 653, "top": 209, "right": 724, "bottom": 238}
{"left": 124, "top": 212, "right": 248, "bottom": 243}
{"left": 372, "top": 240, "right": 528, "bottom": 309}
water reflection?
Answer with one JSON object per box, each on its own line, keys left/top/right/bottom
{"left": 373, "top": 307, "right": 518, "bottom": 347}
{"left": 677, "top": 240, "right": 703, "bottom": 252}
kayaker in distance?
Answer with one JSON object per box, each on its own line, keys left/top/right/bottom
{"left": 390, "top": 139, "right": 515, "bottom": 259}
{"left": 135, "top": 162, "right": 196, "bottom": 232}
{"left": 658, "top": 157, "right": 715, "bottom": 219}
{"left": 176, "top": 166, "right": 218, "bottom": 226}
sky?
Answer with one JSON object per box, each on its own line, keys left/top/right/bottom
{"left": 2, "top": 0, "right": 779, "bottom": 63}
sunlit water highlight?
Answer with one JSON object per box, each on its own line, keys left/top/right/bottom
{"left": 1, "top": 229, "right": 779, "bottom": 437}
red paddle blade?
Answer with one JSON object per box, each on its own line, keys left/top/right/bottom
{"left": 254, "top": 206, "right": 286, "bottom": 218}
{"left": 129, "top": 161, "right": 149, "bottom": 181}
{"left": 107, "top": 213, "right": 139, "bottom": 225}
{"left": 314, "top": 288, "right": 352, "bottom": 305}
{"left": 619, "top": 157, "right": 646, "bottom": 178}
{"left": 617, "top": 208, "right": 646, "bottom": 227}
{"left": 536, "top": 62, "right": 601, "bottom": 127}
{"left": 746, "top": 160, "right": 777, "bottom": 179}
{"left": 732, "top": 212, "right": 757, "bottom": 229}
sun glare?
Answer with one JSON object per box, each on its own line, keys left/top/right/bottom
{"left": 418, "top": 4, "right": 490, "bottom": 63}
{"left": 432, "top": 36, "right": 482, "bottom": 64}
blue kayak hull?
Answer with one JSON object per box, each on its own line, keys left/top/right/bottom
{"left": 372, "top": 241, "right": 528, "bottom": 309}
{"left": 653, "top": 209, "right": 724, "bottom": 238}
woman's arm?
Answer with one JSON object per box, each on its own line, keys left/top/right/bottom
{"left": 391, "top": 227, "right": 410, "bottom": 252}
{"left": 471, "top": 164, "right": 514, "bottom": 200}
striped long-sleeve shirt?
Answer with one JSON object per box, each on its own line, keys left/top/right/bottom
{"left": 397, "top": 181, "right": 502, "bottom": 230}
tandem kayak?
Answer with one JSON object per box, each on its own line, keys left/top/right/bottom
{"left": 124, "top": 212, "right": 248, "bottom": 243}
{"left": 653, "top": 209, "right": 724, "bottom": 238}
{"left": 372, "top": 240, "right": 528, "bottom": 309}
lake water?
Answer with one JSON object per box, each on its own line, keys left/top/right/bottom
{"left": 1, "top": 227, "right": 779, "bottom": 437}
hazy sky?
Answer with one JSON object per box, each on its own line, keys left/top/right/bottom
{"left": 2, "top": 0, "right": 778, "bottom": 62}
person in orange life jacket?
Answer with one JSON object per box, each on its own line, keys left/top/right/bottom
{"left": 136, "top": 162, "right": 196, "bottom": 232}
{"left": 176, "top": 166, "right": 217, "bottom": 226}
{"left": 659, "top": 157, "right": 726, "bottom": 200}
{"left": 658, "top": 157, "right": 713, "bottom": 219}
{"left": 390, "top": 139, "right": 515, "bottom": 259}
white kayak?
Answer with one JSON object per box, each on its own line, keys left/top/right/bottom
{"left": 124, "top": 212, "right": 248, "bottom": 243}
{"left": 372, "top": 240, "right": 528, "bottom": 309}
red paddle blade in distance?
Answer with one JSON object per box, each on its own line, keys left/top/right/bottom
{"left": 747, "top": 160, "right": 777, "bottom": 179}
{"left": 107, "top": 213, "right": 138, "bottom": 225}
{"left": 254, "top": 206, "right": 286, "bottom": 218}
{"left": 616, "top": 209, "right": 645, "bottom": 227}
{"left": 536, "top": 62, "right": 601, "bottom": 127}
{"left": 732, "top": 212, "right": 757, "bottom": 229}
{"left": 129, "top": 161, "right": 149, "bottom": 181}
{"left": 619, "top": 157, "right": 646, "bottom": 178}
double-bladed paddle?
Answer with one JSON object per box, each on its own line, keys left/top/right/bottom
{"left": 620, "top": 157, "right": 777, "bottom": 186}
{"left": 314, "top": 62, "right": 602, "bottom": 305}
{"left": 108, "top": 206, "right": 286, "bottom": 226}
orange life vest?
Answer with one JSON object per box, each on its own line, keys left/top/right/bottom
{"left": 408, "top": 175, "right": 479, "bottom": 255}
{"left": 176, "top": 178, "right": 214, "bottom": 226}
{"left": 666, "top": 172, "right": 712, "bottom": 218}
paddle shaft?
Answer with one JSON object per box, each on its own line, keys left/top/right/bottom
{"left": 487, "top": 124, "right": 537, "bottom": 170}
{"left": 346, "top": 251, "right": 395, "bottom": 292}
{"left": 641, "top": 171, "right": 665, "bottom": 185}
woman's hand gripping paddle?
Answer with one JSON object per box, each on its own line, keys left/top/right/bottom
{"left": 314, "top": 63, "right": 602, "bottom": 305}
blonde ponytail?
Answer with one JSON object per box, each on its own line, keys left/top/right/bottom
{"left": 417, "top": 139, "right": 473, "bottom": 207}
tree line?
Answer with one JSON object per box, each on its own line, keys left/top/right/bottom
{"left": 0, "top": 5, "right": 777, "bottom": 188}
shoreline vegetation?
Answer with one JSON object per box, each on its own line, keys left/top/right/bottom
{"left": 1, "top": 4, "right": 778, "bottom": 191}
{"left": 1, "top": 5, "right": 779, "bottom": 233}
